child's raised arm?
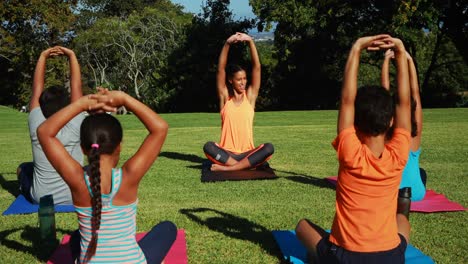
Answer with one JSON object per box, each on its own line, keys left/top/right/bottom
{"left": 57, "top": 46, "right": 82, "bottom": 102}
{"left": 37, "top": 96, "right": 108, "bottom": 190}
{"left": 381, "top": 49, "right": 394, "bottom": 91}
{"left": 407, "top": 52, "right": 423, "bottom": 149}
{"left": 30, "top": 47, "right": 63, "bottom": 110}
{"left": 392, "top": 39, "right": 411, "bottom": 132}
{"left": 338, "top": 34, "right": 392, "bottom": 134}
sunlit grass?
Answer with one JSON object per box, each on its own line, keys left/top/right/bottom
{"left": 0, "top": 105, "right": 466, "bottom": 263}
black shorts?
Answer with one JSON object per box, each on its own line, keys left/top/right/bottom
{"left": 316, "top": 234, "right": 407, "bottom": 264}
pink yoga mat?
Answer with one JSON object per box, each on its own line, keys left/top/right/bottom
{"left": 411, "top": 190, "right": 466, "bottom": 212}
{"left": 325, "top": 176, "right": 466, "bottom": 213}
{"left": 47, "top": 229, "right": 187, "bottom": 264}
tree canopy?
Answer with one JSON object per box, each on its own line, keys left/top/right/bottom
{"left": 0, "top": 0, "right": 466, "bottom": 110}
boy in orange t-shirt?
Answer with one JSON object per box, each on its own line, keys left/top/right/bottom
{"left": 295, "top": 35, "right": 412, "bottom": 263}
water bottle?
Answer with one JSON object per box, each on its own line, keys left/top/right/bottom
{"left": 397, "top": 187, "right": 412, "bottom": 219}
{"left": 38, "top": 194, "right": 57, "bottom": 247}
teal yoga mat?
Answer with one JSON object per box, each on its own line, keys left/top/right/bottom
{"left": 272, "top": 230, "right": 434, "bottom": 264}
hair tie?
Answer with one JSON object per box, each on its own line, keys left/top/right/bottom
{"left": 91, "top": 144, "right": 99, "bottom": 149}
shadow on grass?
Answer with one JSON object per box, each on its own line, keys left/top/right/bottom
{"left": 0, "top": 173, "right": 20, "bottom": 197}
{"left": 159, "top": 152, "right": 207, "bottom": 170}
{"left": 159, "top": 151, "right": 205, "bottom": 164}
{"left": 277, "top": 170, "right": 335, "bottom": 190}
{"left": 0, "top": 225, "right": 74, "bottom": 262}
{"left": 179, "top": 207, "right": 284, "bottom": 260}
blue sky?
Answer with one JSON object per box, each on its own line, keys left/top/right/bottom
{"left": 170, "top": 0, "right": 256, "bottom": 19}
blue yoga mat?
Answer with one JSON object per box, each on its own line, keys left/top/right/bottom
{"left": 2, "top": 195, "right": 75, "bottom": 216}
{"left": 272, "top": 230, "right": 434, "bottom": 264}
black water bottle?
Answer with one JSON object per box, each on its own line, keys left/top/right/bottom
{"left": 38, "top": 194, "right": 56, "bottom": 247}
{"left": 397, "top": 187, "right": 412, "bottom": 219}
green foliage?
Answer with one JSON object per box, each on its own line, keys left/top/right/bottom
{"left": 0, "top": 0, "right": 78, "bottom": 107}
{"left": 1, "top": 0, "right": 466, "bottom": 109}
{"left": 421, "top": 35, "right": 468, "bottom": 107}
{"left": 250, "top": 0, "right": 467, "bottom": 109}
{"left": 81, "top": 0, "right": 154, "bottom": 17}
{"left": 74, "top": 3, "right": 191, "bottom": 109}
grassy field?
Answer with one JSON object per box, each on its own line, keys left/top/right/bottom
{"left": 0, "top": 105, "right": 466, "bottom": 263}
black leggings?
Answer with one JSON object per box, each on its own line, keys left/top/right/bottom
{"left": 420, "top": 167, "right": 427, "bottom": 187}
{"left": 203, "top": 141, "right": 274, "bottom": 168}
{"left": 70, "top": 220, "right": 177, "bottom": 263}
{"left": 17, "top": 162, "right": 34, "bottom": 203}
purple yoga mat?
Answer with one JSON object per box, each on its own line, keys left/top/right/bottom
{"left": 325, "top": 176, "right": 466, "bottom": 213}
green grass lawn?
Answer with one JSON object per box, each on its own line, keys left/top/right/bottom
{"left": 0, "top": 105, "right": 466, "bottom": 263}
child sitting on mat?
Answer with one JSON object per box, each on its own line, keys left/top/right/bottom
{"left": 296, "top": 34, "right": 412, "bottom": 263}
{"left": 38, "top": 89, "right": 176, "bottom": 263}
{"left": 203, "top": 32, "right": 274, "bottom": 171}
{"left": 17, "top": 46, "right": 84, "bottom": 205}
{"left": 382, "top": 49, "right": 426, "bottom": 201}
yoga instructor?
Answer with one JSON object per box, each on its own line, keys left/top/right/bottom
{"left": 203, "top": 32, "right": 274, "bottom": 172}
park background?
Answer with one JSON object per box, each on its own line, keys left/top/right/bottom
{"left": 1, "top": 0, "right": 467, "bottom": 111}
{"left": 0, "top": 0, "right": 467, "bottom": 263}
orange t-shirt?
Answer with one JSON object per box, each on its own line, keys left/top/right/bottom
{"left": 219, "top": 93, "right": 255, "bottom": 153}
{"left": 330, "top": 127, "right": 410, "bottom": 252}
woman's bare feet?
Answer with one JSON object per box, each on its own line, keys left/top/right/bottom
{"left": 211, "top": 158, "right": 252, "bottom": 171}
{"left": 211, "top": 164, "right": 230, "bottom": 171}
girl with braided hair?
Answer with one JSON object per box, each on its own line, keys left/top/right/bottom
{"left": 38, "top": 90, "right": 176, "bottom": 263}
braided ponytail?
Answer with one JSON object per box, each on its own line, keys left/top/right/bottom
{"left": 84, "top": 145, "right": 102, "bottom": 261}
{"left": 80, "top": 113, "right": 122, "bottom": 262}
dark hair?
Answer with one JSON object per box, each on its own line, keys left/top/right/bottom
{"left": 80, "top": 113, "right": 123, "bottom": 260}
{"left": 39, "top": 86, "right": 70, "bottom": 118}
{"left": 226, "top": 64, "right": 245, "bottom": 79}
{"left": 354, "top": 85, "right": 394, "bottom": 136}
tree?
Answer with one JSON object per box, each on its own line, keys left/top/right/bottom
{"left": 250, "top": 0, "right": 467, "bottom": 109}
{"left": 0, "top": 0, "right": 78, "bottom": 107}
{"left": 74, "top": 4, "right": 190, "bottom": 109}
{"left": 162, "top": 0, "right": 256, "bottom": 112}
{"left": 79, "top": 0, "right": 162, "bottom": 18}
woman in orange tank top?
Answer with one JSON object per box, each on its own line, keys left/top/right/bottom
{"left": 203, "top": 32, "right": 274, "bottom": 172}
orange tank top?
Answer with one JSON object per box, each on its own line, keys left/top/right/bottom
{"left": 219, "top": 93, "right": 255, "bottom": 153}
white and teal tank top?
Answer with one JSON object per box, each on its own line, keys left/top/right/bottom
{"left": 75, "top": 168, "right": 146, "bottom": 263}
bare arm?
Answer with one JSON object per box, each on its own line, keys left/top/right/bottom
{"left": 407, "top": 52, "right": 422, "bottom": 149}
{"left": 37, "top": 96, "right": 105, "bottom": 191}
{"left": 337, "top": 44, "right": 360, "bottom": 134}
{"left": 58, "top": 47, "right": 82, "bottom": 102}
{"left": 30, "top": 47, "right": 62, "bottom": 110}
{"left": 216, "top": 35, "right": 239, "bottom": 110}
{"left": 393, "top": 39, "right": 411, "bottom": 131}
{"left": 381, "top": 49, "right": 394, "bottom": 91}
{"left": 123, "top": 93, "right": 168, "bottom": 184}
{"left": 243, "top": 34, "right": 261, "bottom": 106}
{"left": 95, "top": 91, "right": 168, "bottom": 185}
